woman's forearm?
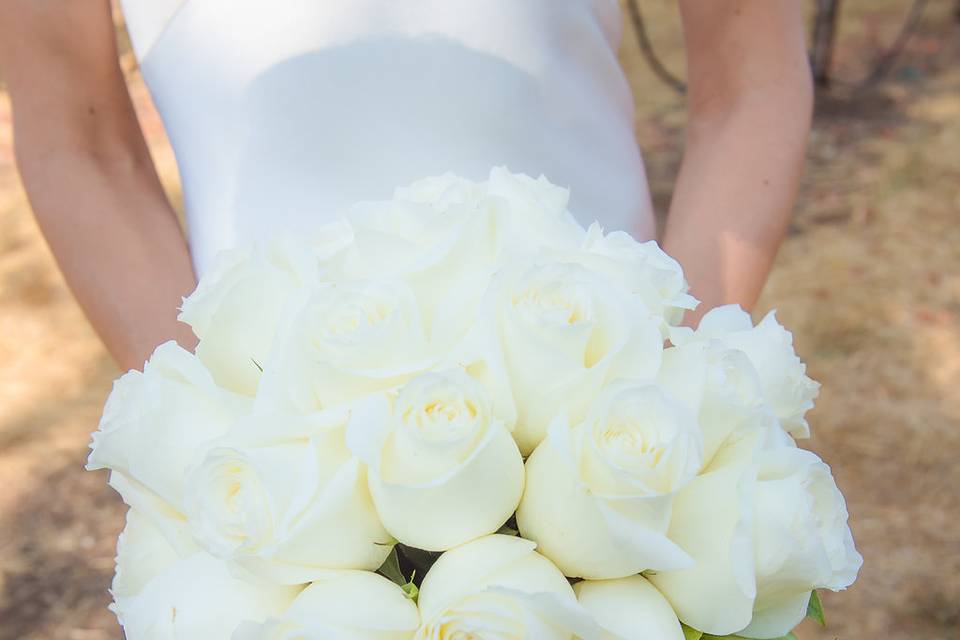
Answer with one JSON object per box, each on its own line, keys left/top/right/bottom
{"left": 4, "top": 0, "right": 197, "bottom": 371}
{"left": 666, "top": 0, "right": 813, "bottom": 327}
{"left": 662, "top": 86, "right": 812, "bottom": 326}
{"left": 18, "top": 146, "right": 198, "bottom": 371}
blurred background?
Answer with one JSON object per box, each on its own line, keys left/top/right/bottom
{"left": 0, "top": 1, "right": 957, "bottom": 638}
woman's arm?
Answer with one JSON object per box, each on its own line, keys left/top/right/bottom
{"left": 664, "top": 0, "right": 813, "bottom": 325}
{"left": 1, "top": 0, "right": 197, "bottom": 370}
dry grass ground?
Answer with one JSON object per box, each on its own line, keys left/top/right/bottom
{"left": 1, "top": 2, "right": 957, "bottom": 639}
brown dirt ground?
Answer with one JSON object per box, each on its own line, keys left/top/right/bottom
{"left": 1, "top": 2, "right": 958, "bottom": 639}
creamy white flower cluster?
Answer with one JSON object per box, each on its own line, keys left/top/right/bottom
{"left": 88, "top": 168, "right": 861, "bottom": 640}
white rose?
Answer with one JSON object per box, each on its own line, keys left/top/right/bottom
{"left": 393, "top": 168, "right": 584, "bottom": 258}
{"left": 574, "top": 576, "right": 684, "bottom": 640}
{"left": 339, "top": 199, "right": 479, "bottom": 279}
{"left": 179, "top": 237, "right": 324, "bottom": 396}
{"left": 111, "top": 505, "right": 297, "bottom": 639}
{"left": 306, "top": 217, "right": 356, "bottom": 261}
{"left": 393, "top": 172, "right": 486, "bottom": 211}
{"left": 670, "top": 306, "right": 820, "bottom": 438}
{"left": 486, "top": 167, "right": 572, "bottom": 220}
{"left": 657, "top": 341, "right": 776, "bottom": 465}
{"left": 483, "top": 167, "right": 585, "bottom": 255}
{"left": 87, "top": 341, "right": 248, "bottom": 552}
{"left": 185, "top": 409, "right": 392, "bottom": 584}
{"left": 111, "top": 508, "right": 184, "bottom": 603}
{"left": 114, "top": 550, "right": 299, "bottom": 640}
{"left": 415, "top": 534, "right": 598, "bottom": 640}
{"left": 232, "top": 571, "right": 419, "bottom": 640}
{"left": 517, "top": 382, "right": 700, "bottom": 578}
{"left": 256, "top": 280, "right": 436, "bottom": 414}
{"left": 337, "top": 195, "right": 500, "bottom": 348}
{"left": 347, "top": 370, "right": 524, "bottom": 551}
{"left": 645, "top": 460, "right": 756, "bottom": 635}
{"left": 649, "top": 442, "right": 862, "bottom": 637}
{"left": 493, "top": 261, "right": 664, "bottom": 455}
{"left": 567, "top": 224, "right": 698, "bottom": 327}
{"left": 485, "top": 167, "right": 584, "bottom": 242}
{"left": 739, "top": 447, "right": 862, "bottom": 638}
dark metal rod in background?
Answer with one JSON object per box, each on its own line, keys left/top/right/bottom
{"left": 624, "top": 0, "right": 687, "bottom": 95}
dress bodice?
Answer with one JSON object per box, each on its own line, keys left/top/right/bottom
{"left": 120, "top": 0, "right": 655, "bottom": 277}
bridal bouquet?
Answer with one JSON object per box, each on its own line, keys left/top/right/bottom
{"left": 88, "top": 168, "right": 861, "bottom": 639}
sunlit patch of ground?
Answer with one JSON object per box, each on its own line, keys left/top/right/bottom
{"left": 0, "top": 3, "right": 957, "bottom": 639}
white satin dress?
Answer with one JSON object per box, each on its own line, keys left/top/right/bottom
{"left": 119, "top": 0, "right": 656, "bottom": 278}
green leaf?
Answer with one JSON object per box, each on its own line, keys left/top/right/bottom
{"left": 378, "top": 549, "right": 419, "bottom": 603}
{"left": 806, "top": 589, "right": 826, "bottom": 626}
{"left": 377, "top": 548, "right": 406, "bottom": 587}
{"left": 681, "top": 624, "right": 703, "bottom": 640}
{"left": 400, "top": 573, "right": 419, "bottom": 602}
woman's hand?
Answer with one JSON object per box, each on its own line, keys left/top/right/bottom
{"left": 665, "top": 1, "right": 814, "bottom": 326}
{"left": 0, "top": 0, "right": 198, "bottom": 370}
